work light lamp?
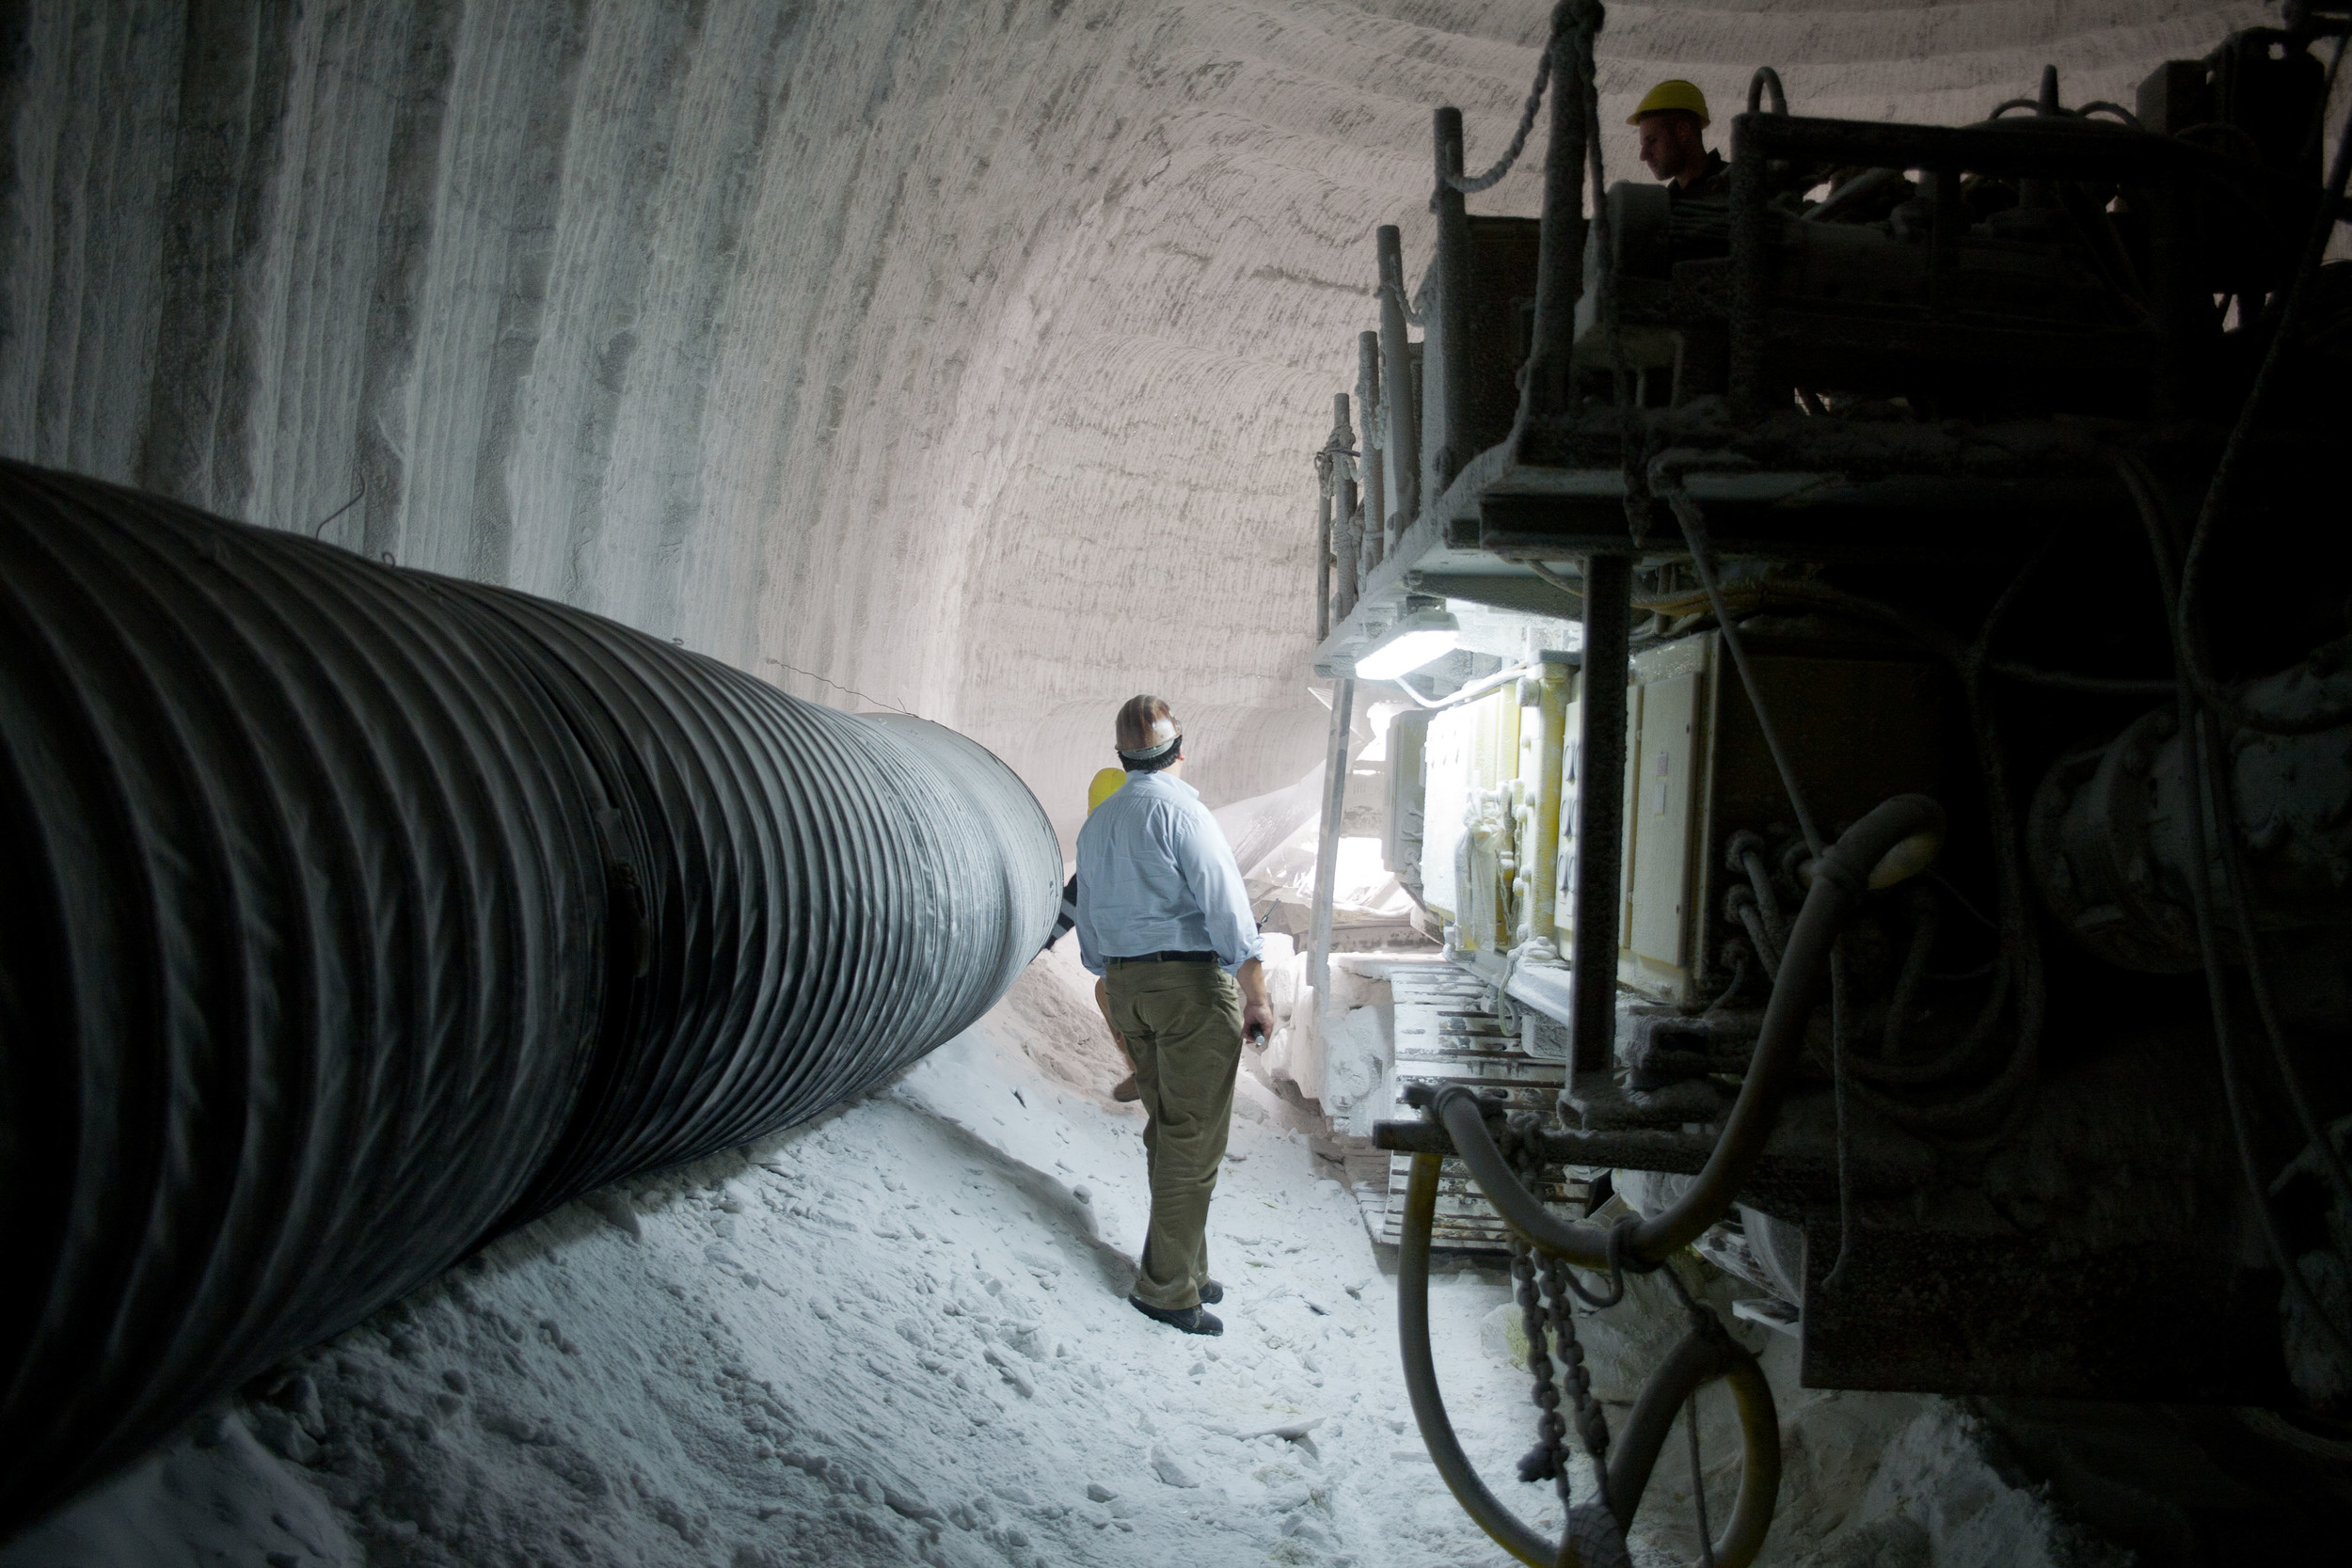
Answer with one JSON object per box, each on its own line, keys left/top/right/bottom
{"left": 1353, "top": 606, "right": 1460, "bottom": 681}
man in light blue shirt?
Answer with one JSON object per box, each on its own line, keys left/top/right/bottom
{"left": 1075, "top": 696, "right": 1271, "bottom": 1336}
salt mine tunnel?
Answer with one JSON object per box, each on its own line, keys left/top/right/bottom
{"left": 4, "top": 1, "right": 2352, "bottom": 1563}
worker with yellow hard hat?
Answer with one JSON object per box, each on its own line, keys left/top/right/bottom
{"left": 1080, "top": 768, "right": 1147, "bottom": 1103}
{"left": 1087, "top": 767, "right": 1126, "bottom": 815}
{"left": 1629, "top": 79, "right": 1728, "bottom": 202}
{"left": 1043, "top": 767, "right": 1150, "bottom": 1101}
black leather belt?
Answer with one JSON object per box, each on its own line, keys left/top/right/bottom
{"left": 1109, "top": 950, "right": 1217, "bottom": 965}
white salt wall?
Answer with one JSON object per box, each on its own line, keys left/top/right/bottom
{"left": 0, "top": 0, "right": 2280, "bottom": 841}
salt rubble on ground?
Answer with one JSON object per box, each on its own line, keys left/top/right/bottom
{"left": 7, "top": 945, "right": 2107, "bottom": 1568}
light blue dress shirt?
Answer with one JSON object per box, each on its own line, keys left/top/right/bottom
{"left": 1073, "top": 770, "right": 1263, "bottom": 976}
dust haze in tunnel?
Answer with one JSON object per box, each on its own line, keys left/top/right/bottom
{"left": 0, "top": 0, "right": 2276, "bottom": 847}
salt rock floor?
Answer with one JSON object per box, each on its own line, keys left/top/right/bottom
{"left": 6, "top": 992, "right": 1548, "bottom": 1567}
{"left": 6, "top": 951, "right": 2090, "bottom": 1568}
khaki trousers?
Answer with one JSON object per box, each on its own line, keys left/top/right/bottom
{"left": 1104, "top": 959, "right": 1243, "bottom": 1311}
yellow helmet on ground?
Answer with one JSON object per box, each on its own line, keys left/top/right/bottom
{"left": 1087, "top": 767, "right": 1126, "bottom": 816}
{"left": 1629, "top": 79, "right": 1709, "bottom": 127}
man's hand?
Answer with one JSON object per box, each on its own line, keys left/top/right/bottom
{"left": 1237, "top": 958, "right": 1273, "bottom": 1048}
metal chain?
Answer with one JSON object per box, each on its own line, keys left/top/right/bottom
{"left": 1503, "top": 1132, "right": 1575, "bottom": 1509}
{"left": 1502, "top": 1132, "right": 1637, "bottom": 1567}
{"left": 1508, "top": 1237, "right": 1574, "bottom": 1508}
{"left": 1540, "top": 1250, "right": 1613, "bottom": 1513}
{"left": 1505, "top": 1134, "right": 1617, "bottom": 1518}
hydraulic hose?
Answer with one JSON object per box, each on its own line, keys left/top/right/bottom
{"left": 1605, "top": 1327, "right": 1780, "bottom": 1566}
{"left": 1397, "top": 1152, "right": 1559, "bottom": 1568}
{"left": 1432, "top": 794, "right": 1947, "bottom": 1268}
{"left": 1399, "top": 1152, "right": 1783, "bottom": 1568}
{"left": 1402, "top": 799, "right": 1936, "bottom": 1567}
{"left": 0, "top": 463, "right": 1062, "bottom": 1534}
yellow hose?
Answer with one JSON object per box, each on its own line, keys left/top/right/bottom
{"left": 1397, "top": 1150, "right": 1786, "bottom": 1568}
{"left": 1397, "top": 1152, "right": 1558, "bottom": 1566}
{"left": 1604, "top": 1320, "right": 1782, "bottom": 1567}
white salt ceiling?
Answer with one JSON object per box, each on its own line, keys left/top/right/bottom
{"left": 0, "top": 0, "right": 2272, "bottom": 844}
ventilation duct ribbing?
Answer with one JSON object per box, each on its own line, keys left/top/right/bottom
{"left": 0, "top": 462, "right": 1061, "bottom": 1534}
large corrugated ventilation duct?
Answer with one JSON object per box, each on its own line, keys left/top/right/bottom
{"left": 0, "top": 462, "right": 1062, "bottom": 1534}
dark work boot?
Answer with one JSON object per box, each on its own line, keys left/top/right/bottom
{"left": 1130, "top": 1296, "right": 1223, "bottom": 1336}
{"left": 1198, "top": 1279, "right": 1224, "bottom": 1305}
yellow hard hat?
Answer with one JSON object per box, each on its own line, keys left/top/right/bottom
{"left": 1629, "top": 80, "right": 1709, "bottom": 127}
{"left": 1087, "top": 768, "right": 1126, "bottom": 816}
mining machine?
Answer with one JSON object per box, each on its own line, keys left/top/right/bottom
{"left": 1302, "top": 5, "right": 2352, "bottom": 1561}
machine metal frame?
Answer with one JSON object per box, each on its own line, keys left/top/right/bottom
{"left": 1299, "top": 5, "right": 2352, "bottom": 1560}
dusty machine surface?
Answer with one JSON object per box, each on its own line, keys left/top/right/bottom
{"left": 1299, "top": 3, "right": 2352, "bottom": 1561}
